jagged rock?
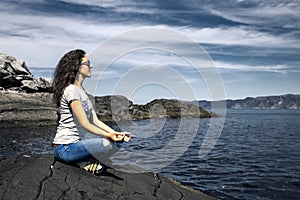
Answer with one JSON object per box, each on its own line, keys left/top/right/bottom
{"left": 0, "top": 54, "right": 31, "bottom": 76}
{"left": 0, "top": 154, "right": 217, "bottom": 200}
{"left": 0, "top": 53, "right": 52, "bottom": 92}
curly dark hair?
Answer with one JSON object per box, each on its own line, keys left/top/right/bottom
{"left": 52, "top": 49, "right": 86, "bottom": 107}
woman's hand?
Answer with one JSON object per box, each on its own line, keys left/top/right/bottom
{"left": 108, "top": 132, "right": 134, "bottom": 142}
{"left": 122, "top": 132, "right": 134, "bottom": 142}
{"left": 118, "top": 132, "right": 134, "bottom": 142}
{"left": 108, "top": 132, "right": 125, "bottom": 142}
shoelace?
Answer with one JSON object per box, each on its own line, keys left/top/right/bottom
{"left": 83, "top": 161, "right": 103, "bottom": 175}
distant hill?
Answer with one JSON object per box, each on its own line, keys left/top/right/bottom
{"left": 197, "top": 94, "right": 300, "bottom": 110}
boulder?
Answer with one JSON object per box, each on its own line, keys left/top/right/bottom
{"left": 95, "top": 95, "right": 134, "bottom": 122}
{"left": 0, "top": 53, "right": 51, "bottom": 92}
{"left": 0, "top": 154, "right": 217, "bottom": 200}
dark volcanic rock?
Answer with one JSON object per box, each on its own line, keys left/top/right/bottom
{"left": 0, "top": 54, "right": 51, "bottom": 92}
{"left": 0, "top": 91, "right": 57, "bottom": 127}
{"left": 0, "top": 154, "right": 217, "bottom": 200}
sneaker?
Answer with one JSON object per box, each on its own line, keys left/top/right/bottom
{"left": 81, "top": 161, "right": 104, "bottom": 176}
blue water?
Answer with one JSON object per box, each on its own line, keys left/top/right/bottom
{"left": 29, "top": 67, "right": 54, "bottom": 79}
{"left": 1, "top": 109, "right": 300, "bottom": 199}
{"left": 161, "top": 109, "right": 300, "bottom": 200}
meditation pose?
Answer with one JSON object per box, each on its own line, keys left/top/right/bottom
{"left": 52, "top": 49, "right": 133, "bottom": 175}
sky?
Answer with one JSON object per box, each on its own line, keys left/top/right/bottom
{"left": 1, "top": 0, "right": 300, "bottom": 104}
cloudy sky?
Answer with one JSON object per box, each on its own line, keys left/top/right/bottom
{"left": 1, "top": 0, "right": 299, "bottom": 103}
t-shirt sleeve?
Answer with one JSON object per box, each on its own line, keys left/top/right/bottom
{"left": 64, "top": 85, "right": 81, "bottom": 103}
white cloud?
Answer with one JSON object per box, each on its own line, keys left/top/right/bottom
{"left": 58, "top": 0, "right": 132, "bottom": 8}
{"left": 0, "top": 1, "right": 299, "bottom": 70}
{"left": 213, "top": 60, "right": 292, "bottom": 74}
{"left": 180, "top": 26, "right": 300, "bottom": 48}
{"left": 207, "top": 1, "right": 300, "bottom": 28}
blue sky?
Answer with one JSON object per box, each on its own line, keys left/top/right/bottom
{"left": 1, "top": 0, "right": 299, "bottom": 103}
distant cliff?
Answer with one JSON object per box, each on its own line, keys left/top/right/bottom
{"left": 198, "top": 94, "right": 300, "bottom": 110}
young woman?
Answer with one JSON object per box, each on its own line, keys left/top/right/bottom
{"left": 52, "top": 49, "right": 132, "bottom": 174}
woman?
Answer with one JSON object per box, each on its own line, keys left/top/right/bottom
{"left": 52, "top": 49, "right": 132, "bottom": 175}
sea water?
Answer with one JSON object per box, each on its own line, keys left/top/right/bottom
{"left": 1, "top": 109, "right": 299, "bottom": 200}
{"left": 29, "top": 67, "right": 55, "bottom": 79}
{"left": 161, "top": 109, "right": 300, "bottom": 200}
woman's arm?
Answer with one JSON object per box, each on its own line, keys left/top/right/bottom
{"left": 92, "top": 109, "right": 134, "bottom": 141}
{"left": 70, "top": 100, "right": 124, "bottom": 141}
{"left": 91, "top": 110, "right": 117, "bottom": 133}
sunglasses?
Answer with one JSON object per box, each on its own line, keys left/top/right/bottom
{"left": 79, "top": 60, "right": 92, "bottom": 69}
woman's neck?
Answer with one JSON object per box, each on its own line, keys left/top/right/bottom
{"left": 74, "top": 76, "right": 85, "bottom": 90}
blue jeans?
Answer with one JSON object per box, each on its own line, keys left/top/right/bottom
{"left": 54, "top": 138, "right": 117, "bottom": 164}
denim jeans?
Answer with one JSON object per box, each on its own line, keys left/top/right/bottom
{"left": 54, "top": 138, "right": 117, "bottom": 164}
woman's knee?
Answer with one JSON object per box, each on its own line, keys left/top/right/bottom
{"left": 72, "top": 138, "right": 113, "bottom": 156}
{"left": 102, "top": 138, "right": 111, "bottom": 147}
{"left": 102, "top": 138, "right": 114, "bottom": 152}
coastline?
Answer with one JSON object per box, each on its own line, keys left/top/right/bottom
{"left": 0, "top": 154, "right": 218, "bottom": 200}
{"left": 0, "top": 90, "right": 213, "bottom": 128}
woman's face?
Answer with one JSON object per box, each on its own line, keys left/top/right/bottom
{"left": 79, "top": 55, "right": 93, "bottom": 77}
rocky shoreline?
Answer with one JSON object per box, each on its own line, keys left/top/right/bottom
{"left": 0, "top": 91, "right": 57, "bottom": 127}
{"left": 0, "top": 90, "right": 213, "bottom": 127}
{"left": 0, "top": 53, "right": 213, "bottom": 127}
{"left": 0, "top": 154, "right": 217, "bottom": 200}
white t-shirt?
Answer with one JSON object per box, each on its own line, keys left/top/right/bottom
{"left": 53, "top": 84, "right": 94, "bottom": 144}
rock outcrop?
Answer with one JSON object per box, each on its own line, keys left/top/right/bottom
{"left": 95, "top": 95, "right": 135, "bottom": 122}
{"left": 0, "top": 91, "right": 213, "bottom": 127}
{"left": 0, "top": 54, "right": 51, "bottom": 92}
{"left": 0, "top": 91, "right": 57, "bottom": 127}
{"left": 0, "top": 154, "right": 217, "bottom": 200}
{"left": 94, "top": 96, "right": 213, "bottom": 122}
{"left": 140, "top": 99, "right": 212, "bottom": 118}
